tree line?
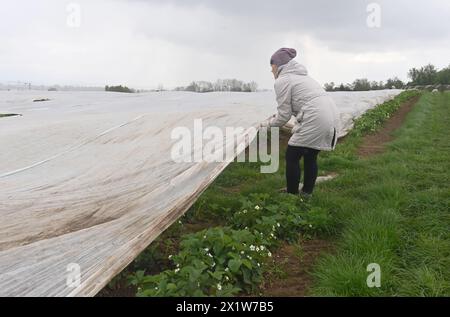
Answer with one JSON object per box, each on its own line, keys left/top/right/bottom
{"left": 324, "top": 64, "right": 450, "bottom": 92}
{"left": 105, "top": 79, "right": 258, "bottom": 94}
{"left": 175, "top": 79, "right": 258, "bottom": 93}
{"left": 105, "top": 63, "right": 450, "bottom": 94}
{"left": 408, "top": 64, "right": 450, "bottom": 86}
{"left": 105, "top": 85, "right": 136, "bottom": 93}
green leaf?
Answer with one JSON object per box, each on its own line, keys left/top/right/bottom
{"left": 228, "top": 259, "right": 242, "bottom": 273}
{"left": 242, "top": 259, "right": 253, "bottom": 269}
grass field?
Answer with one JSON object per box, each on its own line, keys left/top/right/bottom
{"left": 101, "top": 91, "right": 449, "bottom": 297}
{"left": 311, "top": 92, "right": 449, "bottom": 296}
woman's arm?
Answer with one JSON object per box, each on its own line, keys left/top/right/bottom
{"left": 269, "top": 77, "right": 293, "bottom": 127}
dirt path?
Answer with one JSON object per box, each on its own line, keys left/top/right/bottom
{"left": 261, "top": 239, "right": 333, "bottom": 296}
{"left": 357, "top": 95, "right": 420, "bottom": 157}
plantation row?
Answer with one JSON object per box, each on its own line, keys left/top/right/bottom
{"left": 109, "top": 90, "right": 421, "bottom": 297}
{"left": 129, "top": 194, "right": 329, "bottom": 296}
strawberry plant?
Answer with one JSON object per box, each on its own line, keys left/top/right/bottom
{"left": 132, "top": 227, "right": 272, "bottom": 297}
{"left": 231, "top": 193, "right": 331, "bottom": 242}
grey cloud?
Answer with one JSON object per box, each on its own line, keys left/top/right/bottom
{"left": 1, "top": 0, "right": 449, "bottom": 88}
{"left": 130, "top": 0, "right": 450, "bottom": 52}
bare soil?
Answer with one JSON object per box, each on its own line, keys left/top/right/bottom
{"left": 260, "top": 239, "right": 333, "bottom": 297}
{"left": 357, "top": 95, "right": 420, "bottom": 157}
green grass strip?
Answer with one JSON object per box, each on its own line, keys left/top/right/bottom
{"left": 311, "top": 92, "right": 450, "bottom": 296}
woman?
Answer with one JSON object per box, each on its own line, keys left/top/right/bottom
{"left": 263, "top": 48, "right": 340, "bottom": 196}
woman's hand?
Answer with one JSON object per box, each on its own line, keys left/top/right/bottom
{"left": 259, "top": 115, "right": 276, "bottom": 128}
{"left": 259, "top": 119, "right": 270, "bottom": 128}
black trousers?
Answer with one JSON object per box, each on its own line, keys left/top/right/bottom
{"left": 286, "top": 145, "right": 320, "bottom": 195}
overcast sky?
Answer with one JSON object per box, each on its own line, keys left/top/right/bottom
{"left": 1, "top": 0, "right": 449, "bottom": 89}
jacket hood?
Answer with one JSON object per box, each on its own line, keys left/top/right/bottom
{"left": 278, "top": 60, "right": 308, "bottom": 77}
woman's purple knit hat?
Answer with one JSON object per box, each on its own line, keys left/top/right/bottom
{"left": 270, "top": 48, "right": 297, "bottom": 67}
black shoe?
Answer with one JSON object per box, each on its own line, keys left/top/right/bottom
{"left": 299, "top": 191, "right": 312, "bottom": 201}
